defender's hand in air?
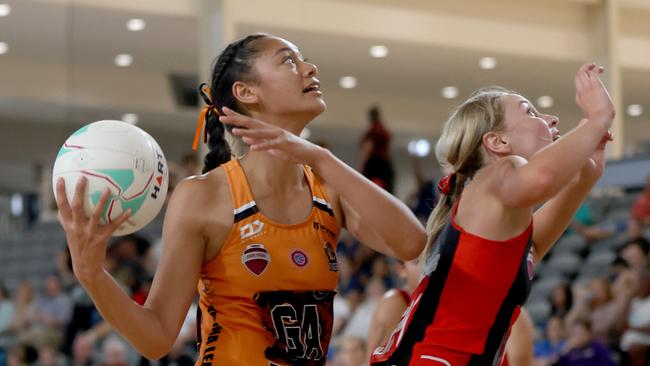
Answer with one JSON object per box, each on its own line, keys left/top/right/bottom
{"left": 574, "top": 63, "right": 615, "bottom": 124}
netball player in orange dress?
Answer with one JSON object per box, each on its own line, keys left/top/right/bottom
{"left": 55, "top": 34, "right": 426, "bottom": 365}
{"left": 369, "top": 63, "right": 614, "bottom": 366}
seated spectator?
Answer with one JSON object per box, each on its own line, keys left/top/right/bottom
{"left": 33, "top": 275, "right": 72, "bottom": 333}
{"left": 618, "top": 237, "right": 650, "bottom": 273}
{"left": 566, "top": 274, "right": 637, "bottom": 347}
{"left": 556, "top": 320, "right": 616, "bottom": 366}
{"left": 342, "top": 278, "right": 386, "bottom": 341}
{"left": 533, "top": 315, "right": 567, "bottom": 366}
{"left": 99, "top": 336, "right": 129, "bottom": 366}
{"left": 628, "top": 175, "right": 650, "bottom": 238}
{"left": 71, "top": 334, "right": 96, "bottom": 366}
{"left": 570, "top": 203, "right": 614, "bottom": 242}
{"left": 620, "top": 271, "right": 650, "bottom": 366}
{"left": 36, "top": 344, "right": 66, "bottom": 366}
{"left": 550, "top": 283, "right": 573, "bottom": 318}
{"left": 337, "top": 336, "right": 367, "bottom": 366}
{"left": 7, "top": 281, "right": 37, "bottom": 338}
{"left": 0, "top": 283, "right": 14, "bottom": 334}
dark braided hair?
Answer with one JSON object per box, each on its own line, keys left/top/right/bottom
{"left": 202, "top": 33, "right": 268, "bottom": 173}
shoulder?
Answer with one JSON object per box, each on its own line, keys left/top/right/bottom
{"left": 166, "top": 166, "right": 233, "bottom": 230}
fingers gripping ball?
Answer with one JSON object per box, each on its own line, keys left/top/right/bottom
{"left": 52, "top": 121, "right": 168, "bottom": 235}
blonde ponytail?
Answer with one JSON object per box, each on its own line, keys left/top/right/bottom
{"left": 423, "top": 87, "right": 512, "bottom": 259}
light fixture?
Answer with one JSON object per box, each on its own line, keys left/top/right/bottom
{"left": 627, "top": 104, "right": 643, "bottom": 117}
{"left": 441, "top": 86, "right": 459, "bottom": 99}
{"left": 114, "top": 54, "right": 133, "bottom": 67}
{"left": 300, "top": 128, "right": 311, "bottom": 140}
{"left": 408, "top": 139, "right": 431, "bottom": 157}
{"left": 0, "top": 4, "right": 11, "bottom": 17}
{"left": 339, "top": 76, "right": 357, "bottom": 89}
{"left": 369, "top": 45, "right": 389, "bottom": 58}
{"left": 537, "top": 96, "right": 554, "bottom": 108}
{"left": 127, "top": 18, "right": 146, "bottom": 32}
{"left": 122, "top": 113, "right": 139, "bottom": 124}
{"left": 10, "top": 194, "right": 23, "bottom": 217}
{"left": 0, "top": 42, "right": 7, "bottom": 55}
{"left": 479, "top": 57, "right": 497, "bottom": 70}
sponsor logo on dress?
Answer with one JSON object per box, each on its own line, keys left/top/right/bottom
{"left": 241, "top": 243, "right": 271, "bottom": 276}
{"left": 323, "top": 242, "right": 338, "bottom": 272}
{"left": 526, "top": 250, "right": 535, "bottom": 280}
{"left": 291, "top": 250, "right": 309, "bottom": 267}
{"left": 240, "top": 219, "right": 264, "bottom": 240}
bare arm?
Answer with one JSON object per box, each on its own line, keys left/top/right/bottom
{"left": 366, "top": 290, "right": 408, "bottom": 356}
{"left": 222, "top": 108, "right": 426, "bottom": 260}
{"left": 56, "top": 178, "right": 205, "bottom": 359}
{"left": 532, "top": 130, "right": 609, "bottom": 261}
{"left": 495, "top": 64, "right": 614, "bottom": 209}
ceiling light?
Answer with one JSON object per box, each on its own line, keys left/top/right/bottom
{"left": 121, "top": 113, "right": 138, "bottom": 124}
{"left": 0, "top": 4, "right": 11, "bottom": 17}
{"left": 627, "top": 104, "right": 643, "bottom": 117}
{"left": 0, "top": 42, "right": 8, "bottom": 55}
{"left": 339, "top": 76, "right": 357, "bottom": 89}
{"left": 537, "top": 96, "right": 554, "bottom": 108}
{"left": 441, "top": 86, "right": 458, "bottom": 99}
{"left": 300, "top": 128, "right": 311, "bottom": 140}
{"left": 479, "top": 57, "right": 497, "bottom": 69}
{"left": 127, "top": 18, "right": 146, "bottom": 32}
{"left": 114, "top": 54, "right": 133, "bottom": 67}
{"left": 408, "top": 139, "right": 431, "bottom": 157}
{"left": 369, "top": 45, "right": 389, "bottom": 58}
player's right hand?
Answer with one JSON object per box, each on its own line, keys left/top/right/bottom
{"left": 574, "top": 63, "right": 615, "bottom": 124}
{"left": 55, "top": 177, "right": 131, "bottom": 285}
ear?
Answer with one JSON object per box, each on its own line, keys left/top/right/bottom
{"left": 482, "top": 131, "right": 511, "bottom": 156}
{"left": 232, "top": 81, "right": 259, "bottom": 105}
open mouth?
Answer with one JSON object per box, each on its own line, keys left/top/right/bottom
{"left": 303, "top": 82, "right": 321, "bottom": 94}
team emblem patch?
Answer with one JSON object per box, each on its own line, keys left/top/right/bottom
{"left": 242, "top": 244, "right": 271, "bottom": 276}
{"left": 526, "top": 250, "right": 535, "bottom": 280}
{"left": 323, "top": 242, "right": 338, "bottom": 272}
{"left": 291, "top": 250, "right": 309, "bottom": 267}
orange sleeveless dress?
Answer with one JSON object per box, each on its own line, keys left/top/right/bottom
{"left": 195, "top": 159, "right": 340, "bottom": 365}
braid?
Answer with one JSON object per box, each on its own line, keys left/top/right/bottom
{"left": 201, "top": 33, "right": 267, "bottom": 173}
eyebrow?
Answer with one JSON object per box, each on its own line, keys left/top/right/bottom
{"left": 274, "top": 47, "right": 300, "bottom": 57}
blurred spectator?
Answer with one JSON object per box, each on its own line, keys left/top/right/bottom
{"left": 628, "top": 175, "right": 650, "bottom": 238}
{"left": 533, "top": 315, "right": 567, "bottom": 366}
{"left": 33, "top": 275, "right": 72, "bottom": 333}
{"left": 337, "top": 336, "right": 367, "bottom": 366}
{"left": 567, "top": 274, "right": 637, "bottom": 347}
{"left": 0, "top": 283, "right": 14, "bottom": 334}
{"left": 359, "top": 106, "right": 394, "bottom": 193}
{"left": 570, "top": 203, "right": 614, "bottom": 242}
{"left": 620, "top": 271, "right": 650, "bottom": 366}
{"left": 367, "top": 259, "right": 420, "bottom": 355}
{"left": 7, "top": 281, "right": 37, "bottom": 337}
{"left": 556, "top": 320, "right": 616, "bottom": 366}
{"left": 342, "top": 278, "right": 386, "bottom": 340}
{"left": 338, "top": 256, "right": 363, "bottom": 298}
{"left": 408, "top": 157, "right": 437, "bottom": 222}
{"left": 36, "top": 344, "right": 66, "bottom": 366}
{"left": 550, "top": 283, "right": 573, "bottom": 318}
{"left": 618, "top": 237, "right": 650, "bottom": 273}
{"left": 99, "top": 336, "right": 128, "bottom": 366}
{"left": 369, "top": 256, "right": 394, "bottom": 290}
{"left": 55, "top": 249, "right": 76, "bottom": 292}
{"left": 71, "top": 334, "right": 96, "bottom": 366}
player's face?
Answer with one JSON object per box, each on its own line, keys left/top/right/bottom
{"left": 500, "top": 94, "right": 560, "bottom": 159}
{"left": 248, "top": 37, "right": 325, "bottom": 127}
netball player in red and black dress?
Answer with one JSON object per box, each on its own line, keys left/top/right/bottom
{"left": 370, "top": 63, "right": 615, "bottom": 366}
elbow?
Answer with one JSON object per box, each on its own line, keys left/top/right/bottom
{"left": 140, "top": 337, "right": 174, "bottom": 360}
{"left": 396, "top": 227, "right": 426, "bottom": 261}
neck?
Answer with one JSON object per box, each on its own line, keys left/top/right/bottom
{"left": 239, "top": 151, "right": 306, "bottom": 193}
{"left": 248, "top": 110, "right": 310, "bottom": 136}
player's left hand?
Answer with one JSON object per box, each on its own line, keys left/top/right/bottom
{"left": 219, "top": 106, "right": 327, "bottom": 167}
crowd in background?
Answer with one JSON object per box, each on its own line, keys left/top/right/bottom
{"left": 1, "top": 107, "right": 649, "bottom": 366}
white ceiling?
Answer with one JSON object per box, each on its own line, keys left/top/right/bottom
{"left": 0, "top": 0, "right": 649, "bottom": 157}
